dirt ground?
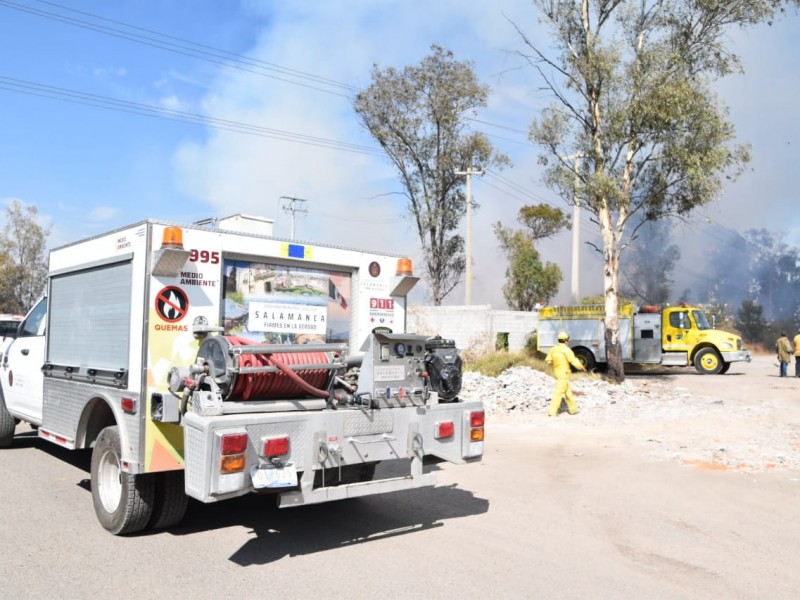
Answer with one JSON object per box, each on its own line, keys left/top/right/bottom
{"left": 466, "top": 353, "right": 800, "bottom": 598}
{"left": 484, "top": 352, "right": 800, "bottom": 473}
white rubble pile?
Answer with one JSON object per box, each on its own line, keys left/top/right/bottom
{"left": 460, "top": 367, "right": 800, "bottom": 473}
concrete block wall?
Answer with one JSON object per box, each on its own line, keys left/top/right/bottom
{"left": 407, "top": 304, "right": 538, "bottom": 354}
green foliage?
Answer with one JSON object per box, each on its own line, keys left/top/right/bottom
{"left": 495, "top": 332, "right": 509, "bottom": 351}
{"left": 524, "top": 331, "right": 538, "bottom": 355}
{"left": 518, "top": 204, "right": 571, "bottom": 240}
{"left": 734, "top": 299, "right": 768, "bottom": 345}
{"left": 0, "top": 200, "right": 50, "bottom": 313}
{"left": 353, "top": 45, "right": 510, "bottom": 305}
{"left": 494, "top": 204, "right": 567, "bottom": 310}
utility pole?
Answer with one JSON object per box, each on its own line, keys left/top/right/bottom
{"left": 570, "top": 154, "right": 583, "bottom": 304}
{"left": 455, "top": 167, "right": 484, "bottom": 305}
{"left": 280, "top": 196, "right": 308, "bottom": 240}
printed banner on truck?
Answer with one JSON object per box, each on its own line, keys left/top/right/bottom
{"left": 222, "top": 259, "right": 351, "bottom": 344}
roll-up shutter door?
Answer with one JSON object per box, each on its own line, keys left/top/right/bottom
{"left": 48, "top": 261, "right": 133, "bottom": 371}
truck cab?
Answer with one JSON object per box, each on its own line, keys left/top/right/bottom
{"left": 660, "top": 305, "right": 749, "bottom": 374}
{"left": 0, "top": 298, "right": 46, "bottom": 424}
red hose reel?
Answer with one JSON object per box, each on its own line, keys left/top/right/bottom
{"left": 198, "top": 336, "right": 333, "bottom": 401}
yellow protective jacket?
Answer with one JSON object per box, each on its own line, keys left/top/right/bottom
{"left": 777, "top": 336, "right": 793, "bottom": 363}
{"left": 545, "top": 343, "right": 584, "bottom": 378}
{"left": 793, "top": 334, "right": 800, "bottom": 357}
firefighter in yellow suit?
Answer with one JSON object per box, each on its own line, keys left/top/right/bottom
{"left": 545, "top": 331, "right": 586, "bottom": 416}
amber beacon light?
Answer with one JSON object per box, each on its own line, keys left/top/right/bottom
{"left": 161, "top": 226, "right": 185, "bottom": 250}
{"left": 396, "top": 257, "right": 413, "bottom": 276}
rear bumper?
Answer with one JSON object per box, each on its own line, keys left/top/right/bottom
{"left": 182, "top": 401, "right": 484, "bottom": 505}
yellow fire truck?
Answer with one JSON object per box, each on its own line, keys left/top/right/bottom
{"left": 537, "top": 304, "right": 751, "bottom": 374}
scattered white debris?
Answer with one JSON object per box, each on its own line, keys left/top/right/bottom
{"left": 460, "top": 366, "right": 800, "bottom": 473}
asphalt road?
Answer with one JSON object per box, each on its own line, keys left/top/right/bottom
{"left": 1, "top": 361, "right": 799, "bottom": 599}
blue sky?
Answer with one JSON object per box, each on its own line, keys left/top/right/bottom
{"left": 1, "top": 1, "right": 798, "bottom": 307}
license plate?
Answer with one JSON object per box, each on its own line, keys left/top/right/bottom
{"left": 250, "top": 463, "right": 297, "bottom": 489}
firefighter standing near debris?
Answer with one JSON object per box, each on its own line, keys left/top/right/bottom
{"left": 776, "top": 332, "right": 793, "bottom": 378}
{"left": 545, "top": 331, "right": 586, "bottom": 416}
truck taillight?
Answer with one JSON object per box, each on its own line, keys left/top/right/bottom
{"left": 220, "top": 433, "right": 248, "bottom": 474}
{"left": 470, "top": 410, "right": 485, "bottom": 442}
{"left": 221, "top": 433, "right": 248, "bottom": 455}
{"left": 435, "top": 421, "right": 455, "bottom": 439}
{"left": 263, "top": 436, "right": 289, "bottom": 457}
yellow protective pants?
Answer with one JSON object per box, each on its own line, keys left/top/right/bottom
{"left": 548, "top": 376, "right": 579, "bottom": 416}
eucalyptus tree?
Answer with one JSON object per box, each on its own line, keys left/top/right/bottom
{"left": 354, "top": 45, "right": 510, "bottom": 305}
{"left": 514, "top": 0, "right": 797, "bottom": 381}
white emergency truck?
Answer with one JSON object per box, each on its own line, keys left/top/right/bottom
{"left": 0, "top": 218, "right": 484, "bottom": 535}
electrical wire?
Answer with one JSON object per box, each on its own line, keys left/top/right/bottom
{"left": 0, "top": 75, "right": 384, "bottom": 155}
{"left": 0, "top": 0, "right": 356, "bottom": 98}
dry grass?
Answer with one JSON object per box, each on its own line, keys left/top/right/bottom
{"left": 463, "top": 349, "right": 543, "bottom": 377}
{"left": 463, "top": 348, "right": 602, "bottom": 380}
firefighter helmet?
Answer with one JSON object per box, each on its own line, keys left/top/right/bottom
{"left": 557, "top": 331, "right": 569, "bottom": 342}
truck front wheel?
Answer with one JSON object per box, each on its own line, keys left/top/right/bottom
{"left": 91, "top": 426, "right": 155, "bottom": 535}
{"left": 693, "top": 348, "right": 723, "bottom": 375}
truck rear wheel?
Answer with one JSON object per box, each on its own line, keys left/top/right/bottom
{"left": 573, "top": 348, "right": 596, "bottom": 372}
{"left": 0, "top": 389, "right": 15, "bottom": 448}
{"left": 149, "top": 470, "right": 189, "bottom": 530}
{"left": 91, "top": 426, "right": 155, "bottom": 535}
{"left": 694, "top": 348, "right": 723, "bottom": 375}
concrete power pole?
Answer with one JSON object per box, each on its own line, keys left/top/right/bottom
{"left": 570, "top": 155, "right": 583, "bottom": 304}
{"left": 280, "top": 196, "right": 308, "bottom": 240}
{"left": 455, "top": 167, "right": 484, "bottom": 305}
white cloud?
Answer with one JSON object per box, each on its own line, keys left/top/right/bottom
{"left": 87, "top": 206, "right": 119, "bottom": 222}
{"left": 158, "top": 94, "right": 185, "bottom": 111}
{"left": 91, "top": 66, "right": 127, "bottom": 78}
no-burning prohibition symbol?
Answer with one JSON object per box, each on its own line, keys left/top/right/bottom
{"left": 155, "top": 286, "right": 189, "bottom": 323}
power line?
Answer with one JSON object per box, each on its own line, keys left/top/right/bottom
{"left": 467, "top": 117, "right": 529, "bottom": 136}
{"left": 0, "top": 0, "right": 356, "bottom": 98}
{"left": 0, "top": 75, "right": 384, "bottom": 155}
{"left": 478, "top": 177, "right": 531, "bottom": 205}
{"left": 484, "top": 169, "right": 551, "bottom": 203}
